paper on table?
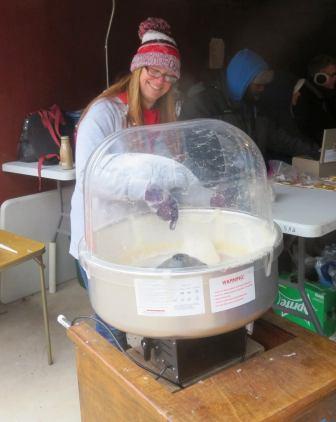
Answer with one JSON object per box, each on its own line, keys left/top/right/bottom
{"left": 323, "top": 148, "right": 336, "bottom": 163}
{"left": 0, "top": 243, "right": 18, "bottom": 254}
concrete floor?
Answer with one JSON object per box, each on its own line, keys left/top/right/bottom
{"left": 0, "top": 279, "right": 92, "bottom": 422}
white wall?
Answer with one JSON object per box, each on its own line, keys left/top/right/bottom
{"left": 0, "top": 186, "right": 76, "bottom": 302}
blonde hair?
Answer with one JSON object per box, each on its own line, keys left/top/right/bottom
{"left": 81, "top": 68, "right": 178, "bottom": 126}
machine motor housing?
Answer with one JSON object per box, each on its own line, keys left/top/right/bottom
{"left": 140, "top": 327, "right": 247, "bottom": 386}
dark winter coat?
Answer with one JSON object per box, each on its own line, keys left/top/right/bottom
{"left": 292, "top": 79, "right": 336, "bottom": 146}
{"left": 180, "top": 50, "right": 319, "bottom": 163}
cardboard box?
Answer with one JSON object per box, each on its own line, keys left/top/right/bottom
{"left": 292, "top": 128, "right": 336, "bottom": 177}
{"left": 274, "top": 274, "right": 336, "bottom": 336}
{"left": 292, "top": 156, "right": 336, "bottom": 177}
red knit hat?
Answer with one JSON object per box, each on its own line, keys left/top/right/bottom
{"left": 130, "top": 17, "right": 181, "bottom": 79}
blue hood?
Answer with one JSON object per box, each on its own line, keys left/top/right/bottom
{"left": 226, "top": 49, "right": 270, "bottom": 102}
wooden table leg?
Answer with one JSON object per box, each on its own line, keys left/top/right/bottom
{"left": 35, "top": 255, "right": 53, "bottom": 365}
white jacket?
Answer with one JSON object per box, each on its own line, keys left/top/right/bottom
{"left": 70, "top": 97, "right": 202, "bottom": 259}
{"left": 70, "top": 97, "right": 127, "bottom": 258}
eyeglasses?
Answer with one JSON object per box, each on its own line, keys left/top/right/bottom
{"left": 145, "top": 67, "right": 178, "bottom": 84}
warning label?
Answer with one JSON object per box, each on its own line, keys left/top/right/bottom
{"left": 209, "top": 267, "right": 255, "bottom": 313}
{"left": 134, "top": 277, "right": 205, "bottom": 317}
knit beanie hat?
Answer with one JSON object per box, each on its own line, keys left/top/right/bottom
{"left": 130, "top": 17, "right": 181, "bottom": 79}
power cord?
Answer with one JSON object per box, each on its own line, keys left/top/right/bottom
{"left": 155, "top": 364, "right": 170, "bottom": 381}
{"left": 71, "top": 315, "right": 124, "bottom": 351}
{"left": 70, "top": 315, "right": 182, "bottom": 387}
{"left": 105, "top": 0, "right": 116, "bottom": 88}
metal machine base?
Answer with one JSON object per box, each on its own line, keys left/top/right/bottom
{"left": 140, "top": 328, "right": 247, "bottom": 386}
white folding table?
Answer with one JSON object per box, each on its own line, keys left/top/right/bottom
{"left": 2, "top": 160, "right": 75, "bottom": 182}
{"left": 2, "top": 161, "right": 76, "bottom": 293}
{"left": 272, "top": 183, "right": 336, "bottom": 335}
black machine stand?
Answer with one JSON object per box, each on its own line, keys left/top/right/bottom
{"left": 140, "top": 328, "right": 247, "bottom": 386}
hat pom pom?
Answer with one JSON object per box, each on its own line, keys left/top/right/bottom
{"left": 138, "top": 17, "right": 172, "bottom": 40}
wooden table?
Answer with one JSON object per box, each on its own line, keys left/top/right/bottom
{"left": 0, "top": 229, "right": 52, "bottom": 364}
{"left": 68, "top": 312, "right": 336, "bottom": 421}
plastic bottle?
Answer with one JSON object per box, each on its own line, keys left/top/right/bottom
{"left": 315, "top": 256, "right": 336, "bottom": 287}
{"left": 59, "top": 136, "right": 74, "bottom": 170}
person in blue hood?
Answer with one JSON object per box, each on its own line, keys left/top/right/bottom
{"left": 226, "top": 49, "right": 274, "bottom": 102}
{"left": 180, "top": 49, "right": 319, "bottom": 163}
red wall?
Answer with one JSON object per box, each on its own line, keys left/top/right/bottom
{"left": 0, "top": 1, "right": 110, "bottom": 203}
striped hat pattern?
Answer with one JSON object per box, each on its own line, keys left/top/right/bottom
{"left": 130, "top": 17, "right": 181, "bottom": 79}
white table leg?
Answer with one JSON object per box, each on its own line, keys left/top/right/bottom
{"left": 297, "top": 237, "right": 323, "bottom": 335}
{"left": 48, "top": 181, "right": 63, "bottom": 294}
{"left": 48, "top": 241, "right": 56, "bottom": 294}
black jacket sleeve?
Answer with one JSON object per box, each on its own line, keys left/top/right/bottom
{"left": 180, "top": 86, "right": 231, "bottom": 121}
{"left": 262, "top": 116, "right": 320, "bottom": 160}
{"left": 292, "top": 83, "right": 336, "bottom": 145}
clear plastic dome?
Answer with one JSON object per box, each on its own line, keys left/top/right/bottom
{"left": 80, "top": 119, "right": 282, "bottom": 338}
{"left": 83, "top": 119, "right": 273, "bottom": 265}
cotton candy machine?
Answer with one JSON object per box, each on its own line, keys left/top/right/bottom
{"left": 79, "top": 119, "right": 282, "bottom": 343}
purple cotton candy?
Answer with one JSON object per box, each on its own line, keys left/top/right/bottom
{"left": 145, "top": 184, "right": 164, "bottom": 203}
{"left": 156, "top": 196, "right": 179, "bottom": 230}
{"left": 210, "top": 192, "right": 226, "bottom": 207}
{"left": 210, "top": 188, "right": 238, "bottom": 208}
{"left": 145, "top": 184, "right": 178, "bottom": 230}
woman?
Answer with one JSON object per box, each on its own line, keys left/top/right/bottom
{"left": 69, "top": 17, "right": 181, "bottom": 348}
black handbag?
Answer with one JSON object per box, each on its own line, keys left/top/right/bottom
{"left": 17, "top": 104, "right": 75, "bottom": 163}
